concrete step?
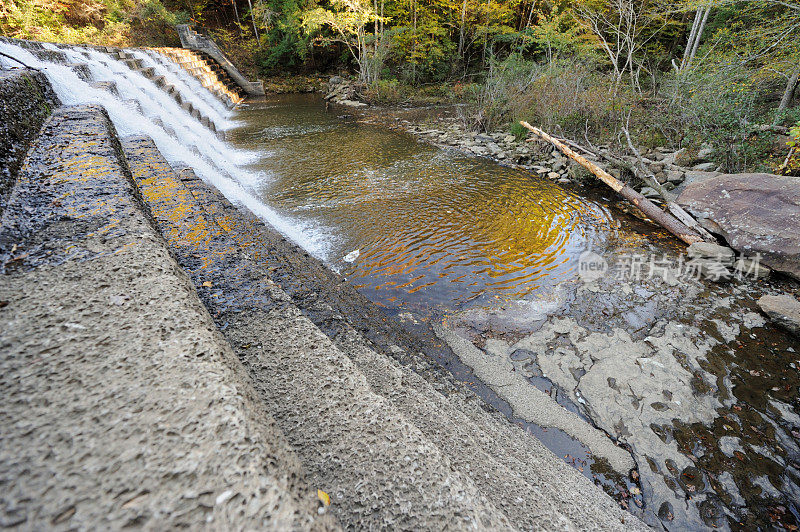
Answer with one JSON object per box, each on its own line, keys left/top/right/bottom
{"left": 134, "top": 66, "right": 156, "bottom": 79}
{"left": 65, "top": 62, "right": 92, "bottom": 81}
{"left": 0, "top": 105, "right": 336, "bottom": 530}
{"left": 176, "top": 165, "right": 648, "bottom": 531}
{"left": 0, "top": 69, "right": 60, "bottom": 216}
{"left": 90, "top": 80, "right": 119, "bottom": 96}
{"left": 121, "top": 58, "right": 143, "bottom": 70}
{"left": 29, "top": 48, "right": 68, "bottom": 63}
{"left": 120, "top": 136, "right": 518, "bottom": 530}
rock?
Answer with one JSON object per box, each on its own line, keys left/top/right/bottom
{"left": 665, "top": 170, "right": 685, "bottom": 183}
{"left": 503, "top": 135, "right": 515, "bottom": 143}
{"left": 640, "top": 187, "right": 660, "bottom": 198}
{"left": 558, "top": 177, "right": 571, "bottom": 184}
{"left": 692, "top": 162, "right": 717, "bottom": 172}
{"left": 337, "top": 99, "right": 367, "bottom": 108}
{"left": 687, "top": 258, "right": 733, "bottom": 282}
{"left": 547, "top": 172, "right": 560, "bottom": 180}
{"left": 697, "top": 145, "right": 714, "bottom": 160}
{"left": 661, "top": 148, "right": 685, "bottom": 166}
{"left": 471, "top": 146, "right": 489, "bottom": 156}
{"left": 757, "top": 295, "right": 800, "bottom": 336}
{"left": 678, "top": 173, "right": 800, "bottom": 279}
{"left": 687, "top": 242, "right": 735, "bottom": 262}
{"left": 733, "top": 257, "right": 771, "bottom": 279}
{"left": 329, "top": 75, "right": 343, "bottom": 84}
{"left": 486, "top": 142, "right": 502, "bottom": 155}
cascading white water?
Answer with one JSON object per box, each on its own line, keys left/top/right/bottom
{"left": 0, "top": 40, "right": 329, "bottom": 258}
{"left": 131, "top": 49, "right": 234, "bottom": 129}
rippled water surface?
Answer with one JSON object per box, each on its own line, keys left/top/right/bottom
{"left": 229, "top": 94, "right": 618, "bottom": 313}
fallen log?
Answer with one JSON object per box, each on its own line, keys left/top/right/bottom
{"left": 520, "top": 121, "right": 705, "bottom": 245}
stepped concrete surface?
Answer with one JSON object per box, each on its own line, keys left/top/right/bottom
{"left": 176, "top": 24, "right": 265, "bottom": 96}
{"left": 0, "top": 105, "right": 337, "bottom": 530}
{"left": 152, "top": 46, "right": 245, "bottom": 107}
{"left": 122, "top": 134, "right": 647, "bottom": 530}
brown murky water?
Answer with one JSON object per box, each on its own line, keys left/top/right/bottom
{"left": 229, "top": 94, "right": 800, "bottom": 531}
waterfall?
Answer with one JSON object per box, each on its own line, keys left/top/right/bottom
{"left": 131, "top": 49, "right": 233, "bottom": 128}
{"left": 0, "top": 40, "right": 329, "bottom": 259}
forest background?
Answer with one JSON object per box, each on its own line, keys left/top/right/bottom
{"left": 2, "top": 0, "right": 799, "bottom": 173}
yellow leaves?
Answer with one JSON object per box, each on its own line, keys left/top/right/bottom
{"left": 317, "top": 489, "right": 330, "bottom": 506}
{"left": 202, "top": 281, "right": 212, "bottom": 287}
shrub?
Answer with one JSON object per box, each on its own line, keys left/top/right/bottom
{"left": 510, "top": 121, "right": 527, "bottom": 141}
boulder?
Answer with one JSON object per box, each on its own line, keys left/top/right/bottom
{"left": 697, "top": 145, "right": 714, "bottom": 160}
{"left": 757, "top": 295, "right": 800, "bottom": 336}
{"left": 692, "top": 162, "right": 717, "bottom": 172}
{"left": 677, "top": 173, "right": 800, "bottom": 279}
{"left": 338, "top": 99, "right": 367, "bottom": 108}
{"left": 734, "top": 257, "right": 771, "bottom": 279}
{"left": 666, "top": 170, "right": 685, "bottom": 183}
{"left": 687, "top": 242, "right": 735, "bottom": 262}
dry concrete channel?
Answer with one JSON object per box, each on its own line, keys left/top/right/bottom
{"left": 0, "top": 35, "right": 798, "bottom": 531}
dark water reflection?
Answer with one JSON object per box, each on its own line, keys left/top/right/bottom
{"left": 229, "top": 94, "right": 616, "bottom": 313}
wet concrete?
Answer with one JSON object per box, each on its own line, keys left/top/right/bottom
{"left": 0, "top": 69, "right": 60, "bottom": 215}
{"left": 0, "top": 105, "right": 335, "bottom": 530}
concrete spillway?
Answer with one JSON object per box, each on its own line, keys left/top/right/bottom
{"left": 0, "top": 38, "right": 647, "bottom": 530}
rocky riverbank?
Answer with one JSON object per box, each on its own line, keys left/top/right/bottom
{"left": 325, "top": 76, "right": 721, "bottom": 198}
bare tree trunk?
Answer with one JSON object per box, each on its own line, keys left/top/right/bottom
{"left": 246, "top": 0, "right": 259, "bottom": 42}
{"left": 232, "top": 0, "right": 240, "bottom": 28}
{"left": 457, "top": 0, "right": 467, "bottom": 59}
{"left": 687, "top": 6, "right": 710, "bottom": 66}
{"left": 412, "top": 0, "right": 417, "bottom": 83}
{"left": 681, "top": 9, "right": 703, "bottom": 68}
{"left": 520, "top": 122, "right": 705, "bottom": 245}
{"left": 774, "top": 65, "right": 800, "bottom": 125}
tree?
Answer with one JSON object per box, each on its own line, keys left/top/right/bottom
{"left": 302, "top": 0, "right": 385, "bottom": 82}
{"left": 572, "top": 0, "right": 669, "bottom": 90}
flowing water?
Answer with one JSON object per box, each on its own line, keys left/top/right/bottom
{"left": 228, "top": 94, "right": 622, "bottom": 314}
{"left": 1, "top": 41, "right": 799, "bottom": 530}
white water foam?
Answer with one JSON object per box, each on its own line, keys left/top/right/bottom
{"left": 0, "top": 40, "right": 330, "bottom": 259}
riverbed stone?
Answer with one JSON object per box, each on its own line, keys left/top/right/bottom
{"left": 757, "top": 294, "right": 800, "bottom": 336}
{"left": 734, "top": 257, "right": 771, "bottom": 279}
{"left": 692, "top": 162, "right": 717, "bottom": 171}
{"left": 666, "top": 170, "right": 684, "bottom": 183}
{"left": 687, "top": 242, "right": 735, "bottom": 262}
{"left": 678, "top": 173, "right": 800, "bottom": 279}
